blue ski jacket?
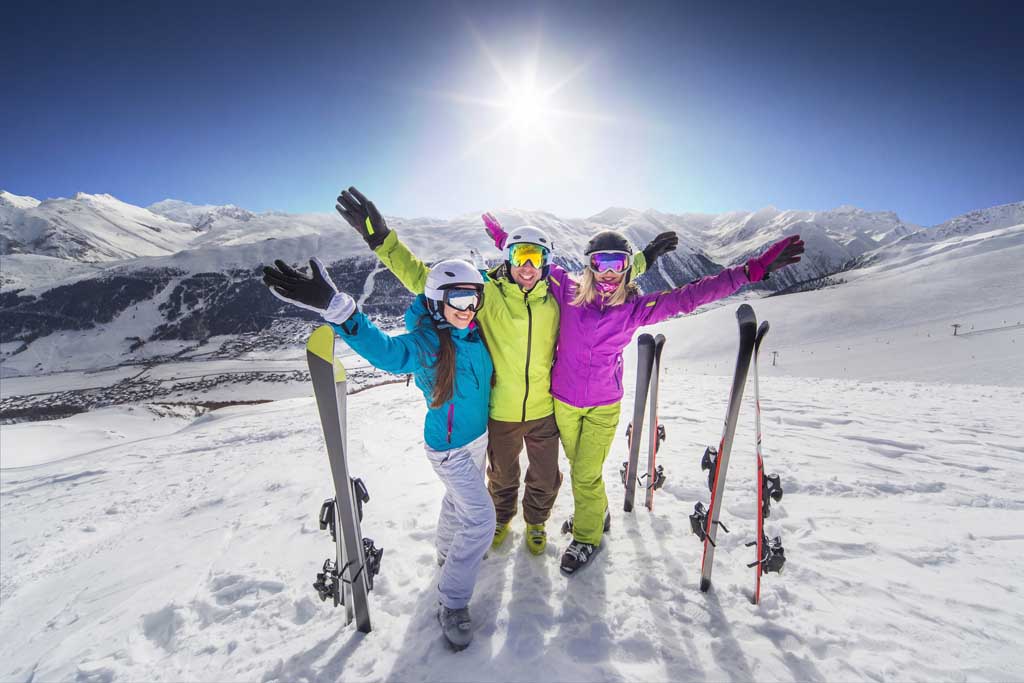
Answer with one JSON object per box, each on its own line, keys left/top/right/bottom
{"left": 330, "top": 295, "right": 493, "bottom": 451}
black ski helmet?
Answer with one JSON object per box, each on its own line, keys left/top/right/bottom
{"left": 585, "top": 230, "right": 635, "bottom": 284}
{"left": 585, "top": 230, "right": 633, "bottom": 255}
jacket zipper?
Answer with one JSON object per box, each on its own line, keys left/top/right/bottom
{"left": 447, "top": 403, "right": 454, "bottom": 444}
{"left": 522, "top": 290, "right": 533, "bottom": 422}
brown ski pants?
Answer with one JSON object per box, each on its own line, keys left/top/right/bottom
{"left": 486, "top": 415, "right": 563, "bottom": 525}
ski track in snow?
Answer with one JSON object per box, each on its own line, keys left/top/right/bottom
{"left": 2, "top": 375, "right": 1022, "bottom": 682}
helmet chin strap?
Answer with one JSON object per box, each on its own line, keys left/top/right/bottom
{"left": 426, "top": 298, "right": 450, "bottom": 325}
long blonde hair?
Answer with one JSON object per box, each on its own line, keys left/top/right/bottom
{"left": 570, "top": 268, "right": 634, "bottom": 307}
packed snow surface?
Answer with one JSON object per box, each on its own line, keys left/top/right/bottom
{"left": 2, "top": 376, "right": 1021, "bottom": 682}
{"left": 1, "top": 212, "right": 1022, "bottom": 682}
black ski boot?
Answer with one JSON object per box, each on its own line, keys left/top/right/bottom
{"left": 560, "top": 540, "right": 600, "bottom": 575}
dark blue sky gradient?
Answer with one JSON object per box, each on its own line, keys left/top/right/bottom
{"left": 2, "top": 0, "right": 1021, "bottom": 225}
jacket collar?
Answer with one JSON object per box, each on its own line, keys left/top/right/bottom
{"left": 488, "top": 263, "right": 550, "bottom": 300}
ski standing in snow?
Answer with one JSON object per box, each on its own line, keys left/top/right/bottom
{"left": 690, "top": 308, "right": 790, "bottom": 600}
{"left": 644, "top": 334, "right": 668, "bottom": 511}
{"left": 621, "top": 334, "right": 667, "bottom": 513}
{"left": 306, "top": 325, "right": 382, "bottom": 633}
{"left": 745, "top": 320, "right": 786, "bottom": 603}
{"left": 690, "top": 304, "right": 758, "bottom": 593}
{"left": 263, "top": 244, "right": 495, "bottom": 651}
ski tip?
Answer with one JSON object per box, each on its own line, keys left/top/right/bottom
{"left": 307, "top": 325, "right": 340, "bottom": 367}
{"left": 736, "top": 304, "right": 757, "bottom": 325}
{"left": 654, "top": 333, "right": 666, "bottom": 345}
{"left": 699, "top": 577, "right": 711, "bottom": 592}
{"left": 638, "top": 333, "right": 655, "bottom": 345}
{"left": 755, "top": 321, "right": 770, "bottom": 346}
{"left": 333, "top": 358, "right": 346, "bottom": 383}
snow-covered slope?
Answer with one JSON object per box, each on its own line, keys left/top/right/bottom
{"left": 652, "top": 221, "right": 1024, "bottom": 386}
{"left": 928, "top": 201, "right": 1024, "bottom": 241}
{"left": 0, "top": 192, "right": 199, "bottom": 262}
{"left": 1, "top": 252, "right": 1021, "bottom": 681}
{"left": 0, "top": 253, "right": 104, "bottom": 292}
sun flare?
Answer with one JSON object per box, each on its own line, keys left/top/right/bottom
{"left": 506, "top": 82, "right": 546, "bottom": 131}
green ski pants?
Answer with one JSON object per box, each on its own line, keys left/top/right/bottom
{"left": 553, "top": 399, "right": 621, "bottom": 545}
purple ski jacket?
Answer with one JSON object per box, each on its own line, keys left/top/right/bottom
{"left": 546, "top": 263, "right": 750, "bottom": 408}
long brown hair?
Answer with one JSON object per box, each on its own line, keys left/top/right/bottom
{"left": 424, "top": 316, "right": 493, "bottom": 408}
{"left": 430, "top": 324, "right": 456, "bottom": 408}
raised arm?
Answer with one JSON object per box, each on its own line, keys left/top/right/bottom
{"left": 261, "top": 255, "right": 423, "bottom": 374}
{"left": 336, "top": 186, "right": 429, "bottom": 294}
{"left": 330, "top": 312, "right": 425, "bottom": 376}
{"left": 628, "top": 234, "right": 804, "bottom": 328}
{"left": 631, "top": 265, "right": 750, "bottom": 327}
{"left": 374, "top": 231, "right": 429, "bottom": 294}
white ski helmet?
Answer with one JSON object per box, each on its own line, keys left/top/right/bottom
{"left": 505, "top": 225, "right": 553, "bottom": 278}
{"left": 505, "top": 225, "right": 553, "bottom": 251}
{"left": 424, "top": 259, "right": 485, "bottom": 319}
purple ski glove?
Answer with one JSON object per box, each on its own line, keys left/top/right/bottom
{"left": 746, "top": 235, "right": 805, "bottom": 282}
{"left": 482, "top": 212, "right": 509, "bottom": 250}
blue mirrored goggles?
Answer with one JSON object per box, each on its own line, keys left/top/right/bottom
{"left": 443, "top": 287, "right": 484, "bottom": 312}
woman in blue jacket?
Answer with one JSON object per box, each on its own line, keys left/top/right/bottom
{"left": 263, "top": 256, "right": 494, "bottom": 652}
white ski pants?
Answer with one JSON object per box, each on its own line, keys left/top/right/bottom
{"left": 425, "top": 432, "right": 495, "bottom": 609}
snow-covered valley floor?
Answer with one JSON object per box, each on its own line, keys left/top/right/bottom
{"left": 2, "top": 369, "right": 1021, "bottom": 682}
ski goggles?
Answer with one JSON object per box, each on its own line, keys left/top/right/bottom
{"left": 508, "top": 242, "right": 550, "bottom": 269}
{"left": 588, "top": 250, "right": 631, "bottom": 274}
{"left": 442, "top": 287, "right": 484, "bottom": 312}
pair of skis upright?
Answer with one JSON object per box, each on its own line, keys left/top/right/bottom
{"left": 689, "top": 305, "right": 785, "bottom": 603}
{"left": 307, "top": 325, "right": 383, "bottom": 633}
{"left": 622, "top": 333, "right": 667, "bottom": 513}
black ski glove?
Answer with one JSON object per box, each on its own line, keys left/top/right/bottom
{"left": 262, "top": 258, "right": 350, "bottom": 319}
{"left": 336, "top": 186, "right": 391, "bottom": 250}
{"left": 642, "top": 231, "right": 679, "bottom": 267}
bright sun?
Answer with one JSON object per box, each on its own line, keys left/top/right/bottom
{"left": 421, "top": 28, "right": 621, "bottom": 185}
{"left": 506, "top": 82, "right": 545, "bottom": 131}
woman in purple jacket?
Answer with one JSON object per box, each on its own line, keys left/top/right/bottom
{"left": 484, "top": 217, "right": 804, "bottom": 575}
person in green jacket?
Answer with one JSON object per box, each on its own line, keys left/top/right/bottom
{"left": 334, "top": 187, "right": 650, "bottom": 556}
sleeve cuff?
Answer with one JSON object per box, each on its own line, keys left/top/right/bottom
{"left": 322, "top": 292, "right": 356, "bottom": 324}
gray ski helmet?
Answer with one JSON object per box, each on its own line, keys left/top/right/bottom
{"left": 584, "top": 230, "right": 633, "bottom": 255}
{"left": 505, "top": 225, "right": 553, "bottom": 278}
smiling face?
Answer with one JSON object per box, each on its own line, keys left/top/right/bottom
{"left": 594, "top": 269, "right": 624, "bottom": 286}
{"left": 442, "top": 285, "right": 480, "bottom": 329}
{"left": 510, "top": 261, "right": 541, "bottom": 291}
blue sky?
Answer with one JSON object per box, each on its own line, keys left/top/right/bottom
{"left": 1, "top": 0, "right": 1021, "bottom": 226}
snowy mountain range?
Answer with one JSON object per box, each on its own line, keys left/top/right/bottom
{"left": 1, "top": 189, "right": 1021, "bottom": 378}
